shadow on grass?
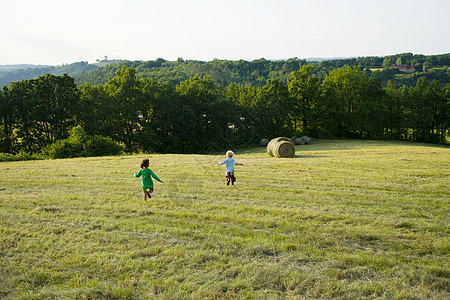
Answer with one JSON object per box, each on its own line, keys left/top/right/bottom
{"left": 294, "top": 154, "right": 330, "bottom": 159}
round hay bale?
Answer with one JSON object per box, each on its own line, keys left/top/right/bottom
{"left": 289, "top": 138, "right": 295, "bottom": 145}
{"left": 294, "top": 137, "right": 305, "bottom": 145}
{"left": 273, "top": 141, "right": 295, "bottom": 158}
{"left": 267, "top": 140, "right": 274, "bottom": 156}
{"left": 259, "top": 138, "right": 269, "bottom": 147}
{"left": 274, "top": 137, "right": 291, "bottom": 143}
{"left": 302, "top": 136, "right": 313, "bottom": 144}
{"left": 267, "top": 137, "right": 291, "bottom": 156}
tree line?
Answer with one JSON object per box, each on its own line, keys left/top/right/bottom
{"left": 0, "top": 65, "right": 448, "bottom": 155}
{"left": 74, "top": 54, "right": 449, "bottom": 88}
{"left": 1, "top": 53, "right": 449, "bottom": 89}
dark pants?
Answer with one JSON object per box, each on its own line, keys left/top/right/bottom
{"left": 226, "top": 172, "right": 236, "bottom": 184}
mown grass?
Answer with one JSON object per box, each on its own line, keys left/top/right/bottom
{"left": 0, "top": 139, "right": 449, "bottom": 299}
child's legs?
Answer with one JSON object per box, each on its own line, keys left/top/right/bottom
{"left": 142, "top": 187, "right": 154, "bottom": 200}
{"left": 226, "top": 172, "right": 236, "bottom": 183}
{"left": 230, "top": 172, "right": 236, "bottom": 182}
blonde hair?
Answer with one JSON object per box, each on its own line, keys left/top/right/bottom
{"left": 226, "top": 150, "right": 234, "bottom": 157}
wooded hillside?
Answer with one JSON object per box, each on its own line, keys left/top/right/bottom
{"left": 1, "top": 53, "right": 449, "bottom": 88}
{"left": 1, "top": 64, "right": 448, "bottom": 156}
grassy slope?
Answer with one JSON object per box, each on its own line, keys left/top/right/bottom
{"left": 0, "top": 140, "right": 449, "bottom": 299}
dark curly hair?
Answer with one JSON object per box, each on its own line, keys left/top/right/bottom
{"left": 140, "top": 159, "right": 149, "bottom": 169}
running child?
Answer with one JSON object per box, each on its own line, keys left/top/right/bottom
{"left": 133, "top": 159, "right": 163, "bottom": 200}
{"left": 218, "top": 150, "right": 244, "bottom": 185}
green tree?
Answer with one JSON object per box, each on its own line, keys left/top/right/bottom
{"left": 176, "top": 75, "right": 235, "bottom": 153}
{"left": 137, "top": 78, "right": 182, "bottom": 153}
{"left": 33, "top": 74, "right": 79, "bottom": 147}
{"left": 78, "top": 83, "right": 121, "bottom": 139}
{"left": 0, "top": 86, "right": 14, "bottom": 153}
{"left": 358, "top": 77, "right": 386, "bottom": 139}
{"left": 252, "top": 79, "right": 293, "bottom": 138}
{"left": 406, "top": 77, "right": 437, "bottom": 142}
{"left": 384, "top": 81, "right": 407, "bottom": 139}
{"left": 428, "top": 79, "right": 448, "bottom": 143}
{"left": 382, "top": 56, "right": 395, "bottom": 68}
{"left": 225, "top": 84, "right": 261, "bottom": 145}
{"left": 7, "top": 79, "right": 39, "bottom": 152}
{"left": 105, "top": 67, "right": 143, "bottom": 152}
{"left": 288, "top": 65, "right": 321, "bottom": 135}
{"left": 321, "top": 66, "right": 372, "bottom": 137}
{"left": 443, "top": 83, "right": 450, "bottom": 141}
{"left": 408, "top": 78, "right": 449, "bottom": 143}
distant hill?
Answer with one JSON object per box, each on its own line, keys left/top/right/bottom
{"left": 74, "top": 53, "right": 449, "bottom": 88}
{"left": 0, "top": 62, "right": 98, "bottom": 86}
{"left": 1, "top": 53, "right": 449, "bottom": 88}
{"left": 304, "top": 57, "right": 349, "bottom": 62}
{"left": 0, "top": 66, "right": 54, "bottom": 86}
{"left": 49, "top": 62, "right": 98, "bottom": 77}
{"left": 0, "top": 64, "right": 53, "bottom": 72}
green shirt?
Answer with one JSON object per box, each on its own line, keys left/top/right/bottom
{"left": 134, "top": 168, "right": 160, "bottom": 190}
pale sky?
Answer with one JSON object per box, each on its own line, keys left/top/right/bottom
{"left": 1, "top": 0, "right": 449, "bottom": 65}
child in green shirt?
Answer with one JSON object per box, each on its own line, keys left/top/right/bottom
{"left": 133, "top": 159, "right": 163, "bottom": 200}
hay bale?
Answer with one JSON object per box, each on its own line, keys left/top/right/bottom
{"left": 302, "top": 136, "right": 313, "bottom": 144}
{"left": 259, "top": 138, "right": 269, "bottom": 147}
{"left": 267, "top": 137, "right": 295, "bottom": 158}
{"left": 267, "top": 137, "right": 291, "bottom": 156}
{"left": 294, "top": 137, "right": 305, "bottom": 145}
{"left": 289, "top": 138, "right": 295, "bottom": 145}
{"left": 273, "top": 141, "right": 295, "bottom": 158}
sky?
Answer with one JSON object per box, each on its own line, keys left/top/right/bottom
{"left": 1, "top": 0, "right": 449, "bottom": 65}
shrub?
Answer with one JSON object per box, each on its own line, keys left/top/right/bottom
{"left": 83, "top": 135, "right": 124, "bottom": 157}
{"left": 42, "top": 139, "right": 84, "bottom": 159}
{"left": 0, "top": 151, "right": 44, "bottom": 162}
{"left": 42, "top": 126, "right": 124, "bottom": 159}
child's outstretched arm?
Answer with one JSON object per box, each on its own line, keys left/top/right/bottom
{"left": 133, "top": 169, "right": 142, "bottom": 177}
{"left": 150, "top": 170, "right": 163, "bottom": 183}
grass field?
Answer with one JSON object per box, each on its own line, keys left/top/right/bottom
{"left": 1, "top": 139, "right": 449, "bottom": 299}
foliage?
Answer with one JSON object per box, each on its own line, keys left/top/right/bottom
{"left": 0, "top": 64, "right": 53, "bottom": 72}
{"left": 288, "top": 65, "right": 321, "bottom": 135}
{"left": 321, "top": 66, "right": 386, "bottom": 138}
{"left": 51, "top": 61, "right": 99, "bottom": 77}
{"left": 42, "top": 126, "right": 124, "bottom": 159}
{"left": 1, "top": 54, "right": 448, "bottom": 89}
{"left": 0, "top": 66, "right": 54, "bottom": 87}
{"left": 0, "top": 61, "right": 98, "bottom": 87}
{"left": 71, "top": 54, "right": 450, "bottom": 88}
{"left": 1, "top": 65, "right": 449, "bottom": 156}
{"left": 103, "top": 67, "right": 144, "bottom": 153}
{"left": 0, "top": 74, "right": 80, "bottom": 153}
{"left": 0, "top": 151, "right": 44, "bottom": 162}
{"left": 74, "top": 58, "right": 309, "bottom": 87}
